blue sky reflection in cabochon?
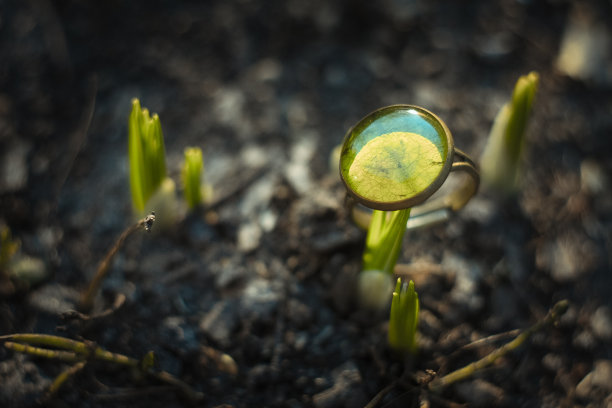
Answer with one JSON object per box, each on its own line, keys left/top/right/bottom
{"left": 340, "top": 106, "right": 449, "bottom": 204}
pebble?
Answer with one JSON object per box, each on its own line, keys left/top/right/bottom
{"left": 237, "top": 221, "right": 262, "bottom": 253}
{"left": 285, "top": 135, "right": 316, "bottom": 195}
{"left": 312, "top": 361, "right": 366, "bottom": 408}
{"left": 443, "top": 252, "right": 484, "bottom": 314}
{"left": 26, "top": 283, "right": 79, "bottom": 315}
{"left": 0, "top": 355, "right": 51, "bottom": 406}
{"left": 455, "top": 379, "right": 505, "bottom": 407}
{"left": 590, "top": 306, "right": 612, "bottom": 340}
{"left": 239, "top": 278, "right": 282, "bottom": 325}
{"left": 160, "top": 316, "right": 199, "bottom": 354}
{"left": 536, "top": 233, "right": 597, "bottom": 282}
{"left": 0, "top": 140, "right": 29, "bottom": 193}
{"left": 199, "top": 300, "right": 240, "bottom": 348}
{"left": 576, "top": 360, "right": 612, "bottom": 398}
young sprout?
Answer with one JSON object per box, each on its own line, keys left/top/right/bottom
{"left": 480, "top": 72, "right": 539, "bottom": 195}
{"left": 388, "top": 278, "right": 419, "bottom": 354}
{"left": 128, "top": 98, "right": 168, "bottom": 213}
{"left": 0, "top": 224, "right": 20, "bottom": 272}
{"left": 358, "top": 209, "right": 411, "bottom": 310}
{"left": 182, "top": 147, "right": 204, "bottom": 210}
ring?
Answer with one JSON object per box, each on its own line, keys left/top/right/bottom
{"left": 339, "top": 105, "right": 480, "bottom": 230}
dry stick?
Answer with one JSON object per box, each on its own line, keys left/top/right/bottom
{"left": 79, "top": 212, "right": 155, "bottom": 312}
{"left": 2, "top": 342, "right": 82, "bottom": 363}
{"left": 1, "top": 333, "right": 203, "bottom": 402}
{"left": 428, "top": 300, "right": 569, "bottom": 393}
{"left": 45, "top": 361, "right": 87, "bottom": 399}
{"left": 363, "top": 381, "right": 398, "bottom": 408}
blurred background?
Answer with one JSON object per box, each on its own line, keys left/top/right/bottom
{"left": 1, "top": 0, "right": 612, "bottom": 406}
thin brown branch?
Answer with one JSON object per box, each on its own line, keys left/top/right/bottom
{"left": 79, "top": 212, "right": 155, "bottom": 312}
{"left": 428, "top": 300, "right": 569, "bottom": 392}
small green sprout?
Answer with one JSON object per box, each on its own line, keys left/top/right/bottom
{"left": 0, "top": 224, "right": 20, "bottom": 272}
{"left": 128, "top": 98, "right": 168, "bottom": 213}
{"left": 480, "top": 71, "right": 539, "bottom": 195}
{"left": 388, "top": 278, "right": 419, "bottom": 354}
{"left": 357, "top": 210, "right": 412, "bottom": 310}
{"left": 182, "top": 147, "right": 204, "bottom": 210}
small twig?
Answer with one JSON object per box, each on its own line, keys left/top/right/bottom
{"left": 79, "top": 212, "right": 155, "bottom": 312}
{"left": 3, "top": 342, "right": 81, "bottom": 363}
{"left": 363, "top": 381, "right": 398, "bottom": 408}
{"left": 44, "top": 361, "right": 87, "bottom": 400}
{"left": 428, "top": 300, "right": 569, "bottom": 392}
{"left": 62, "top": 293, "right": 126, "bottom": 324}
{"left": 1, "top": 332, "right": 203, "bottom": 402}
{"left": 454, "top": 329, "right": 521, "bottom": 353}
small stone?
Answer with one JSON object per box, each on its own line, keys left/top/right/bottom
{"left": 0, "top": 140, "right": 30, "bottom": 193}
{"left": 161, "top": 316, "right": 198, "bottom": 354}
{"left": 9, "top": 256, "right": 47, "bottom": 286}
{"left": 536, "top": 233, "right": 598, "bottom": 282}
{"left": 443, "top": 252, "right": 484, "bottom": 313}
{"left": 199, "top": 300, "right": 240, "bottom": 348}
{"left": 576, "top": 360, "right": 612, "bottom": 398}
{"left": 213, "top": 257, "right": 247, "bottom": 290}
{"left": 581, "top": 159, "right": 608, "bottom": 195}
{"left": 240, "top": 278, "right": 282, "bottom": 324}
{"left": 0, "top": 355, "right": 51, "bottom": 406}
{"left": 574, "top": 330, "right": 597, "bottom": 350}
{"left": 26, "top": 283, "right": 79, "bottom": 315}
{"left": 237, "top": 221, "right": 262, "bottom": 252}
{"left": 590, "top": 306, "right": 612, "bottom": 340}
{"left": 455, "top": 379, "right": 505, "bottom": 407}
{"left": 542, "top": 353, "right": 564, "bottom": 372}
{"left": 312, "top": 361, "right": 366, "bottom": 408}
{"left": 285, "top": 135, "right": 316, "bottom": 195}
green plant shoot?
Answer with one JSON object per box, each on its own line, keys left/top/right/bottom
{"left": 357, "top": 208, "right": 410, "bottom": 310}
{"left": 182, "top": 147, "right": 204, "bottom": 210}
{"left": 129, "top": 98, "right": 168, "bottom": 213}
{"left": 388, "top": 278, "right": 419, "bottom": 354}
{"left": 480, "top": 71, "right": 539, "bottom": 194}
{"left": 0, "top": 225, "right": 20, "bottom": 273}
{"left": 363, "top": 209, "right": 411, "bottom": 274}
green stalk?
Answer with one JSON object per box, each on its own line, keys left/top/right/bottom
{"left": 363, "top": 209, "right": 411, "bottom": 274}
{"left": 182, "top": 147, "right": 204, "bottom": 210}
{"left": 129, "top": 99, "right": 167, "bottom": 213}
{"left": 480, "top": 72, "right": 539, "bottom": 194}
{"left": 388, "top": 278, "right": 419, "bottom": 354}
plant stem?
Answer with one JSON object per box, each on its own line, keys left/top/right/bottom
{"left": 45, "top": 361, "right": 87, "bottom": 399}
{"left": 428, "top": 300, "right": 569, "bottom": 392}
{"left": 1, "top": 332, "right": 203, "bottom": 402}
{"left": 2, "top": 342, "right": 81, "bottom": 363}
{"left": 79, "top": 212, "right": 155, "bottom": 312}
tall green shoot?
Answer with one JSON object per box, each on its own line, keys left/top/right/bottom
{"left": 129, "top": 98, "right": 167, "bottom": 213}
{"left": 182, "top": 147, "right": 204, "bottom": 210}
{"left": 480, "top": 72, "right": 539, "bottom": 195}
{"left": 358, "top": 209, "right": 411, "bottom": 311}
{"left": 388, "top": 278, "right": 419, "bottom": 354}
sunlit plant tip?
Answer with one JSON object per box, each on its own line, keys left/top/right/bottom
{"left": 129, "top": 98, "right": 168, "bottom": 213}
{"left": 480, "top": 71, "right": 539, "bottom": 194}
{"left": 388, "top": 278, "right": 419, "bottom": 354}
{"left": 182, "top": 147, "right": 204, "bottom": 210}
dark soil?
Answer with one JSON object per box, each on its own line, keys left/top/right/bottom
{"left": 1, "top": 0, "right": 612, "bottom": 407}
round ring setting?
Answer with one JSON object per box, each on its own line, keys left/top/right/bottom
{"left": 340, "top": 105, "right": 480, "bottom": 228}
